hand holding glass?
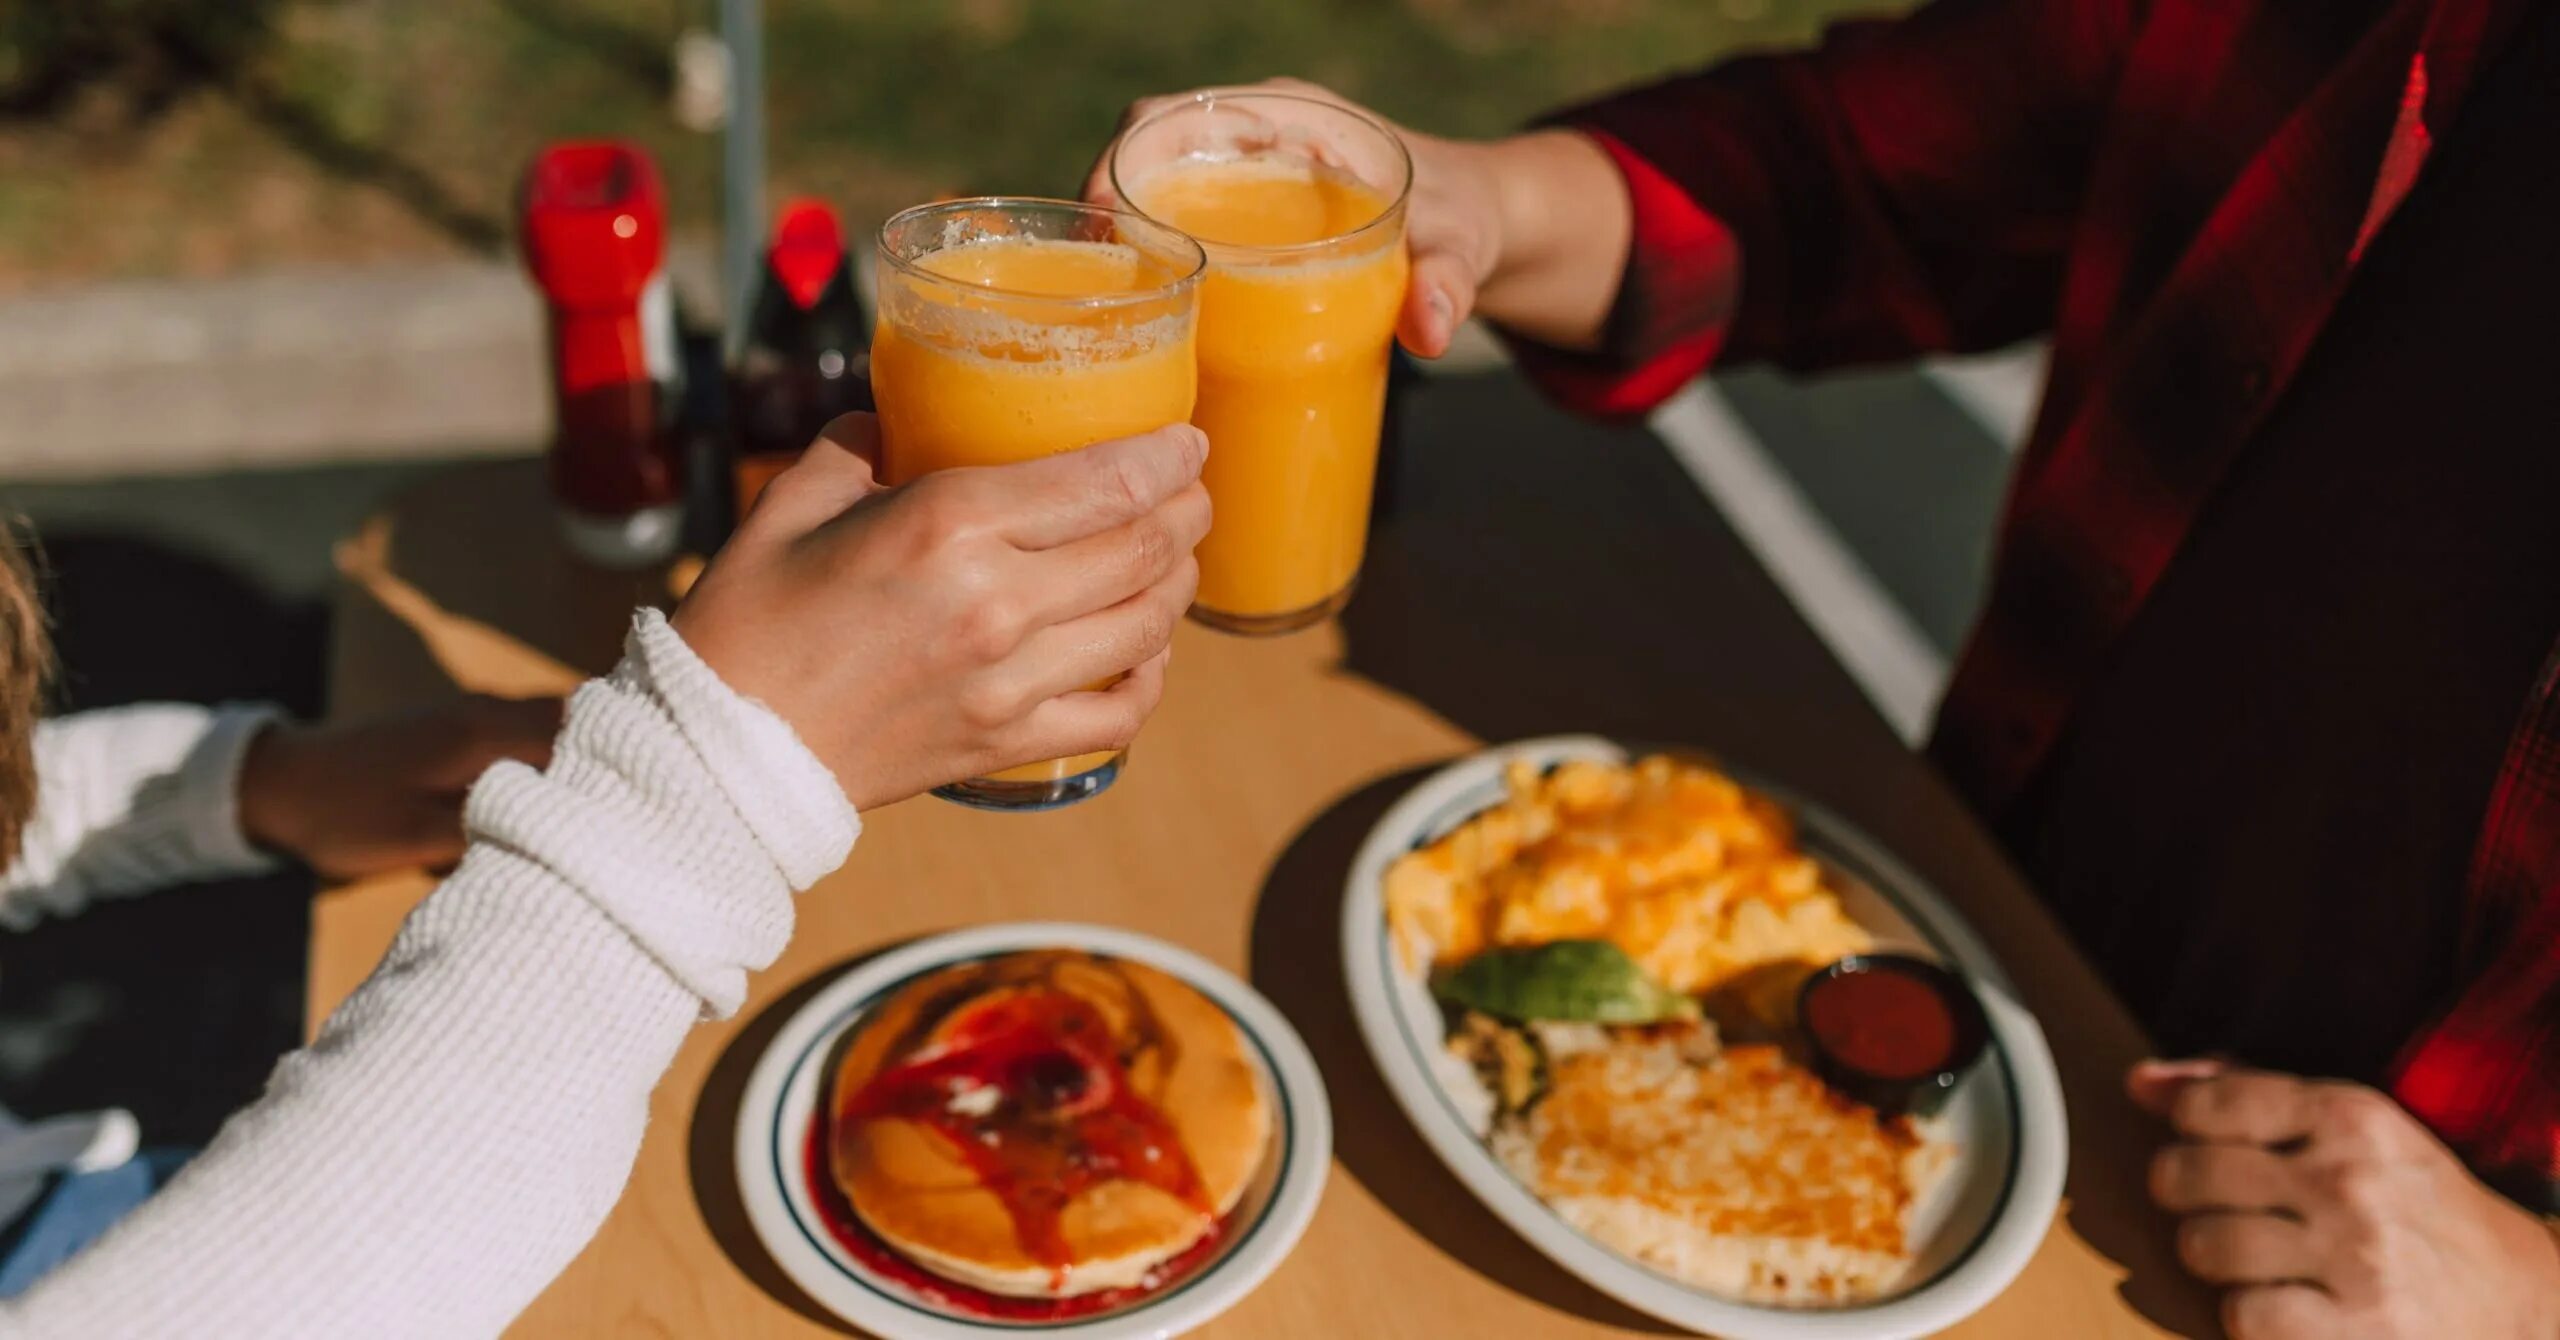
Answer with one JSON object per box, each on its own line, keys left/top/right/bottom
{"left": 870, "top": 198, "right": 1206, "bottom": 810}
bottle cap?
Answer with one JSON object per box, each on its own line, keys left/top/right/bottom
{"left": 520, "top": 142, "right": 669, "bottom": 310}
{"left": 770, "top": 199, "right": 846, "bottom": 310}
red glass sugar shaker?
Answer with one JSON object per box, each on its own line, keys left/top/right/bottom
{"left": 519, "top": 141, "right": 686, "bottom": 568}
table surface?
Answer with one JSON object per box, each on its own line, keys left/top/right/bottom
{"left": 311, "top": 375, "right": 2217, "bottom": 1338}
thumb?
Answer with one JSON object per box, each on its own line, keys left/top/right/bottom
{"left": 1399, "top": 249, "right": 1479, "bottom": 359}
{"left": 747, "top": 412, "right": 885, "bottom": 533}
{"left": 2126, "top": 1056, "right": 2230, "bottom": 1117}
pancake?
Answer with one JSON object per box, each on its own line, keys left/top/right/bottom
{"left": 829, "top": 951, "right": 1269, "bottom": 1298}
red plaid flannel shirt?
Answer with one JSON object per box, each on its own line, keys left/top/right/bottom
{"left": 1514, "top": 0, "right": 2555, "bottom": 1192}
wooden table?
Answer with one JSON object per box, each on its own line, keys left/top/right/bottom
{"left": 311, "top": 376, "right": 2217, "bottom": 1338}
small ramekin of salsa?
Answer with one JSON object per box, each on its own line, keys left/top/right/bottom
{"left": 1797, "top": 954, "right": 1989, "bottom": 1118}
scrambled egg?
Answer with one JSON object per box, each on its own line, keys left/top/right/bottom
{"left": 1386, "top": 756, "right": 1871, "bottom": 1000}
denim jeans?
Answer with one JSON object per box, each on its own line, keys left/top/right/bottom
{"left": 0, "top": 1147, "right": 192, "bottom": 1298}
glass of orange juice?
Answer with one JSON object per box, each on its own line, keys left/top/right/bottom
{"left": 871, "top": 198, "right": 1205, "bottom": 811}
{"left": 1111, "top": 92, "right": 1412, "bottom": 636}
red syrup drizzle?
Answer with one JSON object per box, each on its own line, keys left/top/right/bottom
{"left": 803, "top": 1110, "right": 1230, "bottom": 1321}
{"left": 818, "top": 978, "right": 1227, "bottom": 1316}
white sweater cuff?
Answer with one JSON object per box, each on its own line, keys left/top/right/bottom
{"left": 626, "top": 610, "right": 853, "bottom": 888}
{"left": 183, "top": 703, "right": 289, "bottom": 874}
{"left": 463, "top": 610, "right": 856, "bottom": 1017}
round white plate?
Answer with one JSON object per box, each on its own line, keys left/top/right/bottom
{"left": 1342, "top": 736, "right": 2069, "bottom": 1340}
{"left": 736, "top": 923, "right": 1332, "bottom": 1340}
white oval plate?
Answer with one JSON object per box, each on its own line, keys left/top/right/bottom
{"left": 1342, "top": 736, "right": 2069, "bottom": 1339}
{"left": 736, "top": 923, "right": 1332, "bottom": 1340}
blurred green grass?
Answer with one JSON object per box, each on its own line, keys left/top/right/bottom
{"left": 0, "top": 0, "right": 1903, "bottom": 290}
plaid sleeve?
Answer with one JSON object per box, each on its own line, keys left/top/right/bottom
{"left": 1503, "top": 0, "right": 2141, "bottom": 417}
{"left": 2394, "top": 639, "right": 2560, "bottom": 1209}
{"left": 1499, "top": 131, "right": 1739, "bottom": 421}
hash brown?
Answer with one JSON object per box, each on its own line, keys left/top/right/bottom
{"left": 1490, "top": 1029, "right": 1952, "bottom": 1306}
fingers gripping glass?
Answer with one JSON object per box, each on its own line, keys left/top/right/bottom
{"left": 871, "top": 198, "right": 1205, "bottom": 810}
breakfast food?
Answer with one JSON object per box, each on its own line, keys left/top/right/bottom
{"left": 1492, "top": 1025, "right": 1952, "bottom": 1306}
{"left": 1386, "top": 755, "right": 1872, "bottom": 1009}
{"left": 828, "top": 951, "right": 1268, "bottom": 1300}
{"left": 1394, "top": 755, "right": 1959, "bottom": 1306}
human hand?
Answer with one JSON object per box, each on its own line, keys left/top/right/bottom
{"left": 238, "top": 696, "right": 564, "bottom": 880}
{"left": 670, "top": 412, "right": 1208, "bottom": 811}
{"left": 2131, "top": 1058, "right": 2560, "bottom": 1339}
{"left": 1085, "top": 77, "right": 1555, "bottom": 358}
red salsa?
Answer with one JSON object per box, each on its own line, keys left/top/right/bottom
{"left": 1801, "top": 961, "right": 1959, "bottom": 1080}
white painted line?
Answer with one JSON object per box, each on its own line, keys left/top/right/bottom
{"left": 1649, "top": 381, "right": 1949, "bottom": 744}
{"left": 1922, "top": 344, "right": 2047, "bottom": 451}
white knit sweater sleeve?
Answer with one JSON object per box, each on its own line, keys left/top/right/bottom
{"left": 0, "top": 701, "right": 285, "bottom": 927}
{"left": 0, "top": 610, "right": 858, "bottom": 1339}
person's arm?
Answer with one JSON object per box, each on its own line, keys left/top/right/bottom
{"left": 0, "top": 704, "right": 284, "bottom": 927}
{"left": 1492, "top": 0, "right": 2150, "bottom": 414}
{"left": 1455, "top": 128, "right": 1637, "bottom": 356}
{"left": 2128, "top": 1060, "right": 2560, "bottom": 1339}
{"left": 0, "top": 613, "right": 852, "bottom": 1339}
{"left": 1093, "top": 2, "right": 2144, "bottom": 417}
{"left": 0, "top": 415, "right": 1210, "bottom": 1338}
{"left": 0, "top": 697, "right": 565, "bottom": 928}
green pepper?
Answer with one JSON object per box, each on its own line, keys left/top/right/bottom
{"left": 1432, "top": 940, "right": 1702, "bottom": 1024}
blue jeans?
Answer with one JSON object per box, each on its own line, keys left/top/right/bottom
{"left": 0, "top": 1148, "right": 192, "bottom": 1298}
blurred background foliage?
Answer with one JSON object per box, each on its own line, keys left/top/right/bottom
{"left": 0, "top": 0, "right": 1901, "bottom": 292}
{"left": 0, "top": 0, "right": 287, "bottom": 114}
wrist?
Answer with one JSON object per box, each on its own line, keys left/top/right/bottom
{"left": 627, "top": 609, "right": 856, "bottom": 880}
{"left": 235, "top": 720, "right": 310, "bottom": 861}
{"left": 1472, "top": 131, "right": 1564, "bottom": 319}
{"left": 1471, "top": 128, "right": 1631, "bottom": 351}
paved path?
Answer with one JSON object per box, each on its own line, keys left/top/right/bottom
{"left": 0, "top": 262, "right": 547, "bottom": 478}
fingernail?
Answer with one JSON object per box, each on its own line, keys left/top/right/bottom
{"left": 1428, "top": 287, "right": 1454, "bottom": 328}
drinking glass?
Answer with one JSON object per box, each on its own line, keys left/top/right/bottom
{"left": 1110, "top": 92, "right": 1413, "bottom": 635}
{"left": 871, "top": 198, "right": 1205, "bottom": 810}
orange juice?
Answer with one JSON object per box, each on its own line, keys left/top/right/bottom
{"left": 1127, "top": 156, "right": 1409, "bottom": 631}
{"left": 871, "top": 213, "right": 1199, "bottom": 805}
{"left": 876, "top": 241, "right": 1196, "bottom": 478}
